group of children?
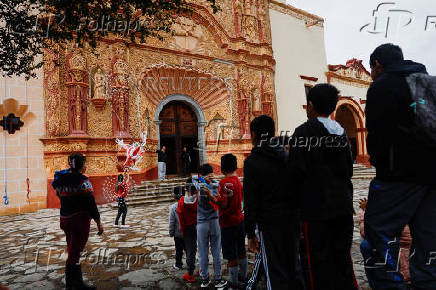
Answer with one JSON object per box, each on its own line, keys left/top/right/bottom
{"left": 169, "top": 154, "right": 247, "bottom": 289}
{"left": 167, "top": 83, "right": 362, "bottom": 290}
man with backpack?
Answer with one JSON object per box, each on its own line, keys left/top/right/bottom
{"left": 363, "top": 43, "right": 436, "bottom": 289}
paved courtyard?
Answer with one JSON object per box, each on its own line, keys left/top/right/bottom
{"left": 0, "top": 179, "right": 371, "bottom": 290}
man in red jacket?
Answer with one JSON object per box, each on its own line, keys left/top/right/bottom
{"left": 177, "top": 182, "right": 198, "bottom": 282}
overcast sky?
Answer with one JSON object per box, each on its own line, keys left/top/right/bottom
{"left": 287, "top": 0, "right": 436, "bottom": 74}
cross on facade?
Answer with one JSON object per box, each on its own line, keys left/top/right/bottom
{"left": 0, "top": 113, "right": 24, "bottom": 134}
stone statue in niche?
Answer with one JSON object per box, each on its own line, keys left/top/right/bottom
{"left": 66, "top": 50, "right": 89, "bottom": 135}
{"left": 235, "top": 0, "right": 243, "bottom": 15}
{"left": 113, "top": 60, "right": 129, "bottom": 88}
{"left": 252, "top": 89, "right": 262, "bottom": 112}
{"left": 92, "top": 68, "right": 106, "bottom": 99}
{"left": 244, "top": 0, "right": 252, "bottom": 15}
{"left": 69, "top": 90, "right": 78, "bottom": 132}
{"left": 238, "top": 89, "right": 251, "bottom": 138}
{"left": 243, "top": 15, "right": 258, "bottom": 42}
{"left": 110, "top": 47, "right": 130, "bottom": 137}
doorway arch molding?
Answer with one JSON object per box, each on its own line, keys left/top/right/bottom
{"left": 154, "top": 94, "right": 207, "bottom": 165}
{"left": 333, "top": 97, "right": 368, "bottom": 163}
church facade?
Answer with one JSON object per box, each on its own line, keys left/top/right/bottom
{"left": 0, "top": 0, "right": 369, "bottom": 215}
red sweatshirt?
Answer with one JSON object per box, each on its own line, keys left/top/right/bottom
{"left": 177, "top": 194, "right": 198, "bottom": 235}
{"left": 117, "top": 182, "right": 128, "bottom": 198}
{"left": 217, "top": 176, "right": 244, "bottom": 228}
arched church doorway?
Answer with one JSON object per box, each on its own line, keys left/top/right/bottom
{"left": 159, "top": 101, "right": 200, "bottom": 175}
{"left": 335, "top": 105, "right": 358, "bottom": 161}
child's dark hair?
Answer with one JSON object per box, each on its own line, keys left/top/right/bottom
{"left": 173, "top": 186, "right": 185, "bottom": 200}
{"left": 370, "top": 43, "right": 403, "bottom": 68}
{"left": 250, "top": 115, "right": 275, "bottom": 142}
{"left": 199, "top": 163, "right": 213, "bottom": 176}
{"left": 68, "top": 153, "right": 86, "bottom": 171}
{"left": 118, "top": 174, "right": 124, "bottom": 182}
{"left": 307, "top": 84, "right": 339, "bottom": 115}
{"left": 221, "top": 154, "right": 237, "bottom": 174}
{"left": 185, "top": 177, "right": 196, "bottom": 195}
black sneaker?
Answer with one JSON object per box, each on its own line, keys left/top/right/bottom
{"left": 201, "top": 277, "right": 211, "bottom": 288}
{"left": 214, "top": 279, "right": 228, "bottom": 289}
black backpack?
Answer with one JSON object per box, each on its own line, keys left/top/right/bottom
{"left": 405, "top": 73, "right": 436, "bottom": 147}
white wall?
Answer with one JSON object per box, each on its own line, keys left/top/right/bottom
{"left": 270, "top": 7, "right": 328, "bottom": 134}
{"left": 0, "top": 74, "right": 47, "bottom": 215}
{"left": 331, "top": 79, "right": 368, "bottom": 100}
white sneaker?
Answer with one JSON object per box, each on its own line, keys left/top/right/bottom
{"left": 120, "top": 224, "right": 130, "bottom": 228}
{"left": 201, "top": 277, "right": 210, "bottom": 288}
{"left": 214, "top": 279, "right": 228, "bottom": 289}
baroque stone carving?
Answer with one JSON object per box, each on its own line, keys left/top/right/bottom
{"left": 41, "top": 1, "right": 278, "bottom": 182}
{"left": 65, "top": 50, "right": 89, "bottom": 136}
{"left": 172, "top": 17, "right": 206, "bottom": 53}
{"left": 43, "top": 49, "right": 60, "bottom": 137}
{"left": 242, "top": 14, "right": 258, "bottom": 42}
{"left": 110, "top": 45, "right": 130, "bottom": 137}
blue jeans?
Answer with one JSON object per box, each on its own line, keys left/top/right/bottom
{"left": 197, "top": 219, "right": 222, "bottom": 280}
{"left": 158, "top": 162, "right": 166, "bottom": 180}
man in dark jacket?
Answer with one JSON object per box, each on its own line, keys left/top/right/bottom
{"left": 244, "top": 115, "right": 303, "bottom": 290}
{"left": 52, "top": 153, "right": 104, "bottom": 290}
{"left": 156, "top": 146, "right": 167, "bottom": 180}
{"left": 289, "top": 84, "right": 357, "bottom": 290}
{"left": 363, "top": 43, "right": 436, "bottom": 289}
{"left": 182, "top": 147, "right": 191, "bottom": 176}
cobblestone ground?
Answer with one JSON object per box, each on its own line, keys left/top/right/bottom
{"left": 0, "top": 179, "right": 371, "bottom": 290}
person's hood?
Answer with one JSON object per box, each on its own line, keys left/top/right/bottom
{"left": 251, "top": 142, "right": 288, "bottom": 164}
{"left": 52, "top": 169, "right": 84, "bottom": 189}
{"left": 384, "top": 60, "right": 427, "bottom": 77}
{"left": 317, "top": 117, "right": 345, "bottom": 136}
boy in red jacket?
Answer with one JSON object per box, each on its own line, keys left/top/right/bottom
{"left": 208, "top": 154, "right": 247, "bottom": 288}
{"left": 177, "top": 181, "right": 198, "bottom": 282}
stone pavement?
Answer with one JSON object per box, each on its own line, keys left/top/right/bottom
{"left": 0, "top": 179, "right": 372, "bottom": 290}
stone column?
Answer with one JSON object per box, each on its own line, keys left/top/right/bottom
{"left": 154, "top": 120, "right": 162, "bottom": 148}
{"left": 197, "top": 121, "right": 207, "bottom": 165}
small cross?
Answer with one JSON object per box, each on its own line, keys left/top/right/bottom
{"left": 0, "top": 113, "right": 24, "bottom": 134}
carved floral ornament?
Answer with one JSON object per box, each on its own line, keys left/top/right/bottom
{"left": 138, "top": 64, "right": 231, "bottom": 110}
{"left": 67, "top": 52, "right": 87, "bottom": 84}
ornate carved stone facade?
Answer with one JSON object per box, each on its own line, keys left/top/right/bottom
{"left": 41, "top": 0, "right": 294, "bottom": 207}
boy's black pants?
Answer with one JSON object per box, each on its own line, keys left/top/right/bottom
{"left": 258, "top": 217, "right": 305, "bottom": 290}
{"left": 364, "top": 179, "right": 436, "bottom": 289}
{"left": 301, "top": 214, "right": 357, "bottom": 290}
{"left": 183, "top": 224, "right": 197, "bottom": 275}
{"left": 115, "top": 198, "right": 127, "bottom": 225}
{"left": 174, "top": 237, "right": 185, "bottom": 268}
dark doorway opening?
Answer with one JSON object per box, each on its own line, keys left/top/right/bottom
{"left": 159, "top": 101, "right": 199, "bottom": 175}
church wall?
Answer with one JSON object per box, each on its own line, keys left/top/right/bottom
{"left": 1, "top": 0, "right": 340, "bottom": 215}
{"left": 330, "top": 77, "right": 369, "bottom": 104}
{"left": 40, "top": 0, "right": 278, "bottom": 209}
{"left": 269, "top": 1, "right": 328, "bottom": 134}
{"left": 326, "top": 61, "right": 372, "bottom": 165}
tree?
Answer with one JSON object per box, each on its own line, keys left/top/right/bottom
{"left": 0, "top": 0, "right": 218, "bottom": 78}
